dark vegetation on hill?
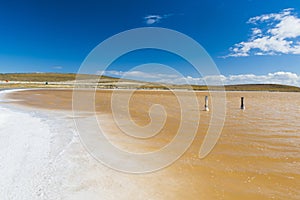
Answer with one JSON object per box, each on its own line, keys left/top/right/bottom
{"left": 0, "top": 73, "right": 117, "bottom": 82}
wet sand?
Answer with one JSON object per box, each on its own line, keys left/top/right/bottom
{"left": 5, "top": 89, "right": 300, "bottom": 200}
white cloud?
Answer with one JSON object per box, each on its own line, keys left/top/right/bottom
{"left": 227, "top": 8, "right": 300, "bottom": 57}
{"left": 225, "top": 71, "right": 300, "bottom": 86}
{"left": 99, "top": 70, "right": 300, "bottom": 86}
{"left": 143, "top": 14, "right": 174, "bottom": 25}
{"left": 144, "top": 15, "right": 162, "bottom": 25}
{"left": 251, "top": 28, "right": 262, "bottom": 37}
{"left": 99, "top": 70, "right": 179, "bottom": 80}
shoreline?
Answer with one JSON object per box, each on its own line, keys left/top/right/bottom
{"left": 0, "top": 89, "right": 199, "bottom": 200}
{"left": 0, "top": 89, "right": 77, "bottom": 199}
{"left": 0, "top": 89, "right": 158, "bottom": 200}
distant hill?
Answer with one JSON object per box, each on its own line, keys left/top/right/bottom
{"left": 0, "top": 73, "right": 300, "bottom": 92}
{"left": 224, "top": 84, "right": 300, "bottom": 92}
{"left": 0, "top": 73, "right": 115, "bottom": 82}
{"left": 0, "top": 73, "right": 76, "bottom": 82}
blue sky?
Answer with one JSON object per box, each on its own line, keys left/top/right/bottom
{"left": 1, "top": 0, "right": 300, "bottom": 85}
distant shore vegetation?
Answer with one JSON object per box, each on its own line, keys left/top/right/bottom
{"left": 1, "top": 73, "right": 300, "bottom": 92}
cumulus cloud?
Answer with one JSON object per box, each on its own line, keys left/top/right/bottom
{"left": 99, "top": 70, "right": 300, "bottom": 86}
{"left": 227, "top": 8, "right": 300, "bottom": 57}
{"left": 143, "top": 14, "right": 174, "bottom": 25}
{"left": 225, "top": 71, "right": 300, "bottom": 86}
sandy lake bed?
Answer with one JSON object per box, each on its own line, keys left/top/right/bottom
{"left": 1, "top": 89, "right": 300, "bottom": 200}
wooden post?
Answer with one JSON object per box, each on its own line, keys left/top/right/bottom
{"left": 204, "top": 96, "right": 209, "bottom": 111}
{"left": 241, "top": 97, "right": 245, "bottom": 110}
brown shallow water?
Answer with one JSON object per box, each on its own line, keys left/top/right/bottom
{"left": 6, "top": 89, "right": 300, "bottom": 200}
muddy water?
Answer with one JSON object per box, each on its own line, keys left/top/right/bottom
{"left": 6, "top": 89, "right": 300, "bottom": 200}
